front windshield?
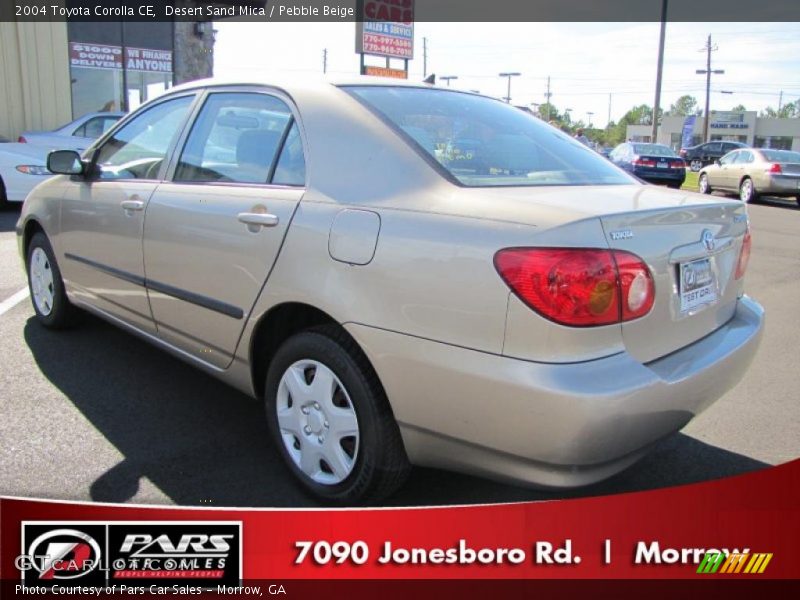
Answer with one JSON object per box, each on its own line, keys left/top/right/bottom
{"left": 632, "top": 143, "right": 676, "bottom": 157}
{"left": 346, "top": 86, "right": 635, "bottom": 187}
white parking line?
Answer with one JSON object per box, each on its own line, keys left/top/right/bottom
{"left": 0, "top": 288, "right": 29, "bottom": 317}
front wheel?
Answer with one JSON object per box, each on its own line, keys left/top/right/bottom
{"left": 739, "top": 178, "right": 757, "bottom": 203}
{"left": 264, "top": 326, "right": 410, "bottom": 504}
{"left": 690, "top": 159, "right": 703, "bottom": 172}
{"left": 26, "top": 232, "right": 77, "bottom": 328}
{"left": 698, "top": 173, "right": 712, "bottom": 194}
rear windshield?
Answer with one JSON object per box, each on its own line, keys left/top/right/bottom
{"left": 345, "top": 86, "right": 635, "bottom": 187}
{"left": 632, "top": 143, "right": 676, "bottom": 157}
{"left": 760, "top": 149, "right": 800, "bottom": 163}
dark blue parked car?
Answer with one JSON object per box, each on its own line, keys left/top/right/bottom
{"left": 609, "top": 142, "right": 686, "bottom": 189}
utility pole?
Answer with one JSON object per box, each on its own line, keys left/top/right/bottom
{"left": 423, "top": 37, "right": 428, "bottom": 78}
{"left": 697, "top": 34, "right": 724, "bottom": 143}
{"left": 499, "top": 72, "right": 521, "bottom": 104}
{"left": 544, "top": 76, "right": 552, "bottom": 120}
{"left": 651, "top": 0, "right": 668, "bottom": 143}
{"left": 778, "top": 90, "right": 783, "bottom": 113}
{"left": 607, "top": 93, "right": 612, "bottom": 127}
{"left": 322, "top": 48, "right": 327, "bottom": 74}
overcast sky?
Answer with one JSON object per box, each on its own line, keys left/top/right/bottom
{"left": 214, "top": 21, "right": 800, "bottom": 125}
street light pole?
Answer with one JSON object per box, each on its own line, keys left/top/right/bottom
{"left": 651, "top": 0, "right": 668, "bottom": 144}
{"left": 697, "top": 34, "right": 725, "bottom": 143}
{"left": 587, "top": 111, "right": 594, "bottom": 128}
{"left": 440, "top": 75, "right": 458, "bottom": 87}
{"left": 499, "top": 72, "right": 521, "bottom": 104}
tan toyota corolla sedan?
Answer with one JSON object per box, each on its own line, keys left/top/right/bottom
{"left": 17, "top": 78, "right": 764, "bottom": 503}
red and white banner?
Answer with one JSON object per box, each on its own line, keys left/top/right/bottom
{"left": 2, "top": 460, "right": 799, "bottom": 595}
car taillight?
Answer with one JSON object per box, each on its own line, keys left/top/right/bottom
{"left": 494, "top": 248, "right": 654, "bottom": 327}
{"left": 18, "top": 136, "right": 27, "bottom": 143}
{"left": 633, "top": 157, "right": 656, "bottom": 167}
{"left": 669, "top": 160, "right": 685, "bottom": 169}
{"left": 767, "top": 163, "right": 782, "bottom": 174}
{"left": 735, "top": 228, "right": 752, "bottom": 280}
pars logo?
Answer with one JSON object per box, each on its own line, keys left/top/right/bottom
{"left": 18, "top": 522, "right": 242, "bottom": 589}
{"left": 18, "top": 524, "right": 107, "bottom": 587}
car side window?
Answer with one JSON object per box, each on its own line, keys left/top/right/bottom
{"left": 174, "top": 92, "right": 293, "bottom": 184}
{"left": 719, "top": 152, "right": 737, "bottom": 166}
{"left": 272, "top": 121, "right": 306, "bottom": 186}
{"left": 93, "top": 96, "right": 193, "bottom": 180}
{"left": 706, "top": 142, "right": 721, "bottom": 153}
{"left": 736, "top": 150, "right": 754, "bottom": 164}
{"left": 74, "top": 116, "right": 119, "bottom": 139}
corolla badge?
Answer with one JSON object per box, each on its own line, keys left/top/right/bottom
{"left": 701, "top": 229, "right": 716, "bottom": 252}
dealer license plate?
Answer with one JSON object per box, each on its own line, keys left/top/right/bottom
{"left": 657, "top": 162, "right": 668, "bottom": 168}
{"left": 679, "top": 258, "right": 718, "bottom": 312}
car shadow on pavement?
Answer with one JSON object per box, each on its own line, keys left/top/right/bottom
{"left": 24, "top": 313, "right": 770, "bottom": 508}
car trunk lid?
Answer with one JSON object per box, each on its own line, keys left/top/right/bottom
{"left": 599, "top": 202, "right": 748, "bottom": 363}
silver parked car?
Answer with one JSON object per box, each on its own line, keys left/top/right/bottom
{"left": 18, "top": 112, "right": 124, "bottom": 153}
{"left": 17, "top": 78, "right": 764, "bottom": 503}
{"left": 699, "top": 147, "right": 800, "bottom": 204}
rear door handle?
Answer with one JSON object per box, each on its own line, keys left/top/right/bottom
{"left": 238, "top": 212, "right": 279, "bottom": 228}
{"left": 121, "top": 200, "right": 145, "bottom": 211}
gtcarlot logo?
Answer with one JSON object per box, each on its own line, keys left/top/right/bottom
{"left": 18, "top": 522, "right": 242, "bottom": 589}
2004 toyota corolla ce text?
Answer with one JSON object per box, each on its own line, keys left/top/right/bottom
{"left": 17, "top": 78, "right": 764, "bottom": 503}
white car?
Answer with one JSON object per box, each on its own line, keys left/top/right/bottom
{"left": 0, "top": 143, "right": 51, "bottom": 208}
{"left": 18, "top": 112, "right": 124, "bottom": 153}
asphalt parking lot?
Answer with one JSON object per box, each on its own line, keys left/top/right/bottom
{"left": 0, "top": 196, "right": 798, "bottom": 508}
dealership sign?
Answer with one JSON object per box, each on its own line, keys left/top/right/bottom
{"left": 356, "top": 0, "right": 414, "bottom": 60}
{"left": 69, "top": 42, "right": 122, "bottom": 70}
{"left": 364, "top": 66, "right": 408, "bottom": 79}
{"left": 125, "top": 47, "right": 173, "bottom": 73}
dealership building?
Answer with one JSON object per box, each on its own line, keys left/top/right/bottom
{"left": 0, "top": 13, "right": 215, "bottom": 142}
{"left": 627, "top": 111, "right": 800, "bottom": 152}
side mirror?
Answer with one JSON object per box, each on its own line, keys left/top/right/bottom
{"left": 47, "top": 150, "right": 84, "bottom": 175}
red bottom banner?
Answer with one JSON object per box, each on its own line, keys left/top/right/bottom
{"left": 1, "top": 459, "right": 798, "bottom": 596}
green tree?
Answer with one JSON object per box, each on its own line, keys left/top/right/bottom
{"left": 666, "top": 95, "right": 699, "bottom": 117}
{"left": 760, "top": 101, "right": 798, "bottom": 118}
{"left": 731, "top": 104, "right": 747, "bottom": 112}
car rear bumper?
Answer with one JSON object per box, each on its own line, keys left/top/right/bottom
{"left": 763, "top": 174, "right": 800, "bottom": 195}
{"left": 346, "top": 295, "right": 764, "bottom": 488}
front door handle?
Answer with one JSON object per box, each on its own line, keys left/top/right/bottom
{"left": 238, "top": 212, "right": 279, "bottom": 228}
{"left": 121, "top": 200, "right": 145, "bottom": 211}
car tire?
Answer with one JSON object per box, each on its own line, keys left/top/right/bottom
{"left": 699, "top": 173, "right": 712, "bottom": 194}
{"left": 264, "top": 325, "right": 410, "bottom": 504}
{"left": 26, "top": 231, "right": 77, "bottom": 329}
{"left": 0, "top": 176, "right": 9, "bottom": 210}
{"left": 690, "top": 159, "right": 703, "bottom": 172}
{"left": 739, "top": 177, "right": 757, "bottom": 203}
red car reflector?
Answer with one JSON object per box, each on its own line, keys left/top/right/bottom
{"left": 767, "top": 163, "right": 782, "bottom": 174}
{"left": 735, "top": 229, "right": 752, "bottom": 280}
{"left": 494, "top": 248, "right": 654, "bottom": 327}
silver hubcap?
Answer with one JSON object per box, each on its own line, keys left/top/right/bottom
{"left": 691, "top": 160, "right": 702, "bottom": 171}
{"left": 276, "top": 359, "right": 359, "bottom": 485}
{"left": 29, "top": 247, "right": 55, "bottom": 316}
{"left": 741, "top": 180, "right": 752, "bottom": 202}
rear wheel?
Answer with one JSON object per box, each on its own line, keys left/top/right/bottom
{"left": 739, "top": 177, "right": 757, "bottom": 203}
{"left": 264, "top": 326, "right": 410, "bottom": 504}
{"left": 699, "top": 173, "right": 712, "bottom": 194}
{"left": 26, "top": 232, "right": 77, "bottom": 328}
{"left": 690, "top": 159, "right": 703, "bottom": 172}
{"left": 0, "top": 176, "right": 9, "bottom": 210}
